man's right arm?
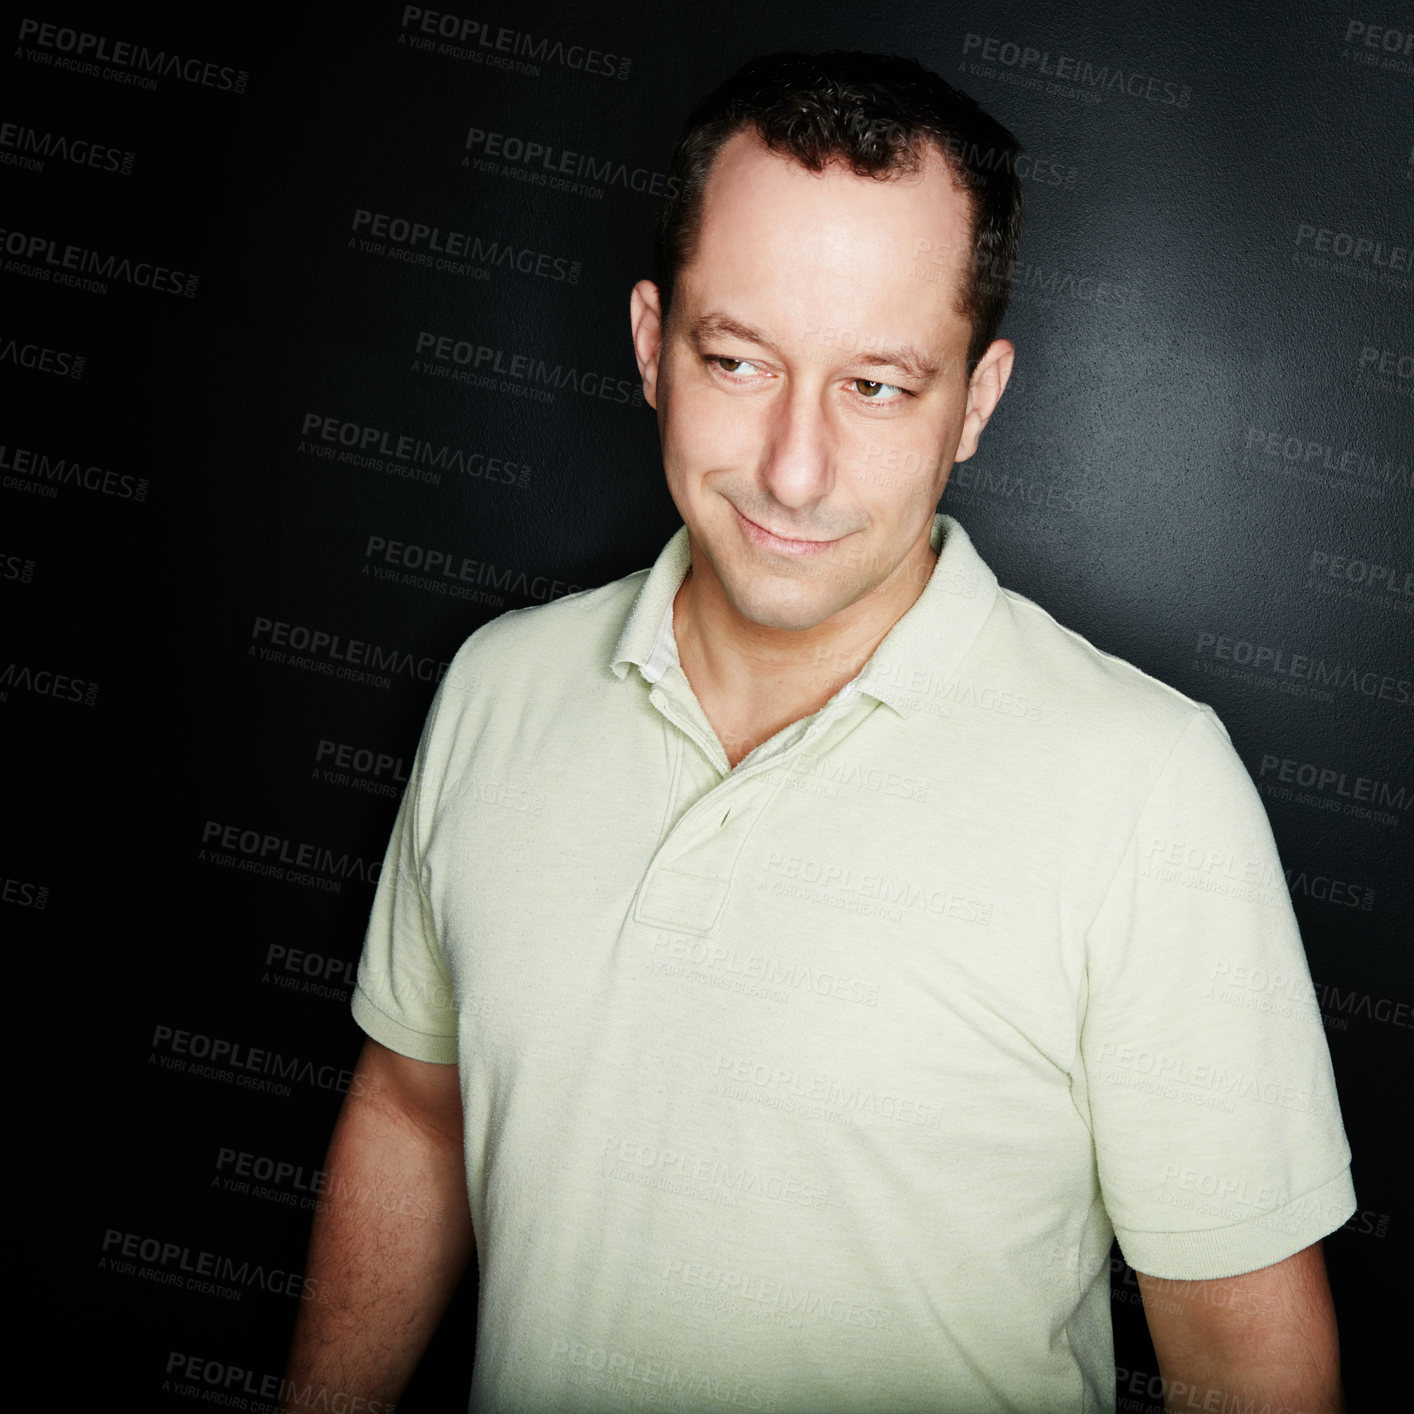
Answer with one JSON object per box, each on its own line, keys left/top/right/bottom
{"left": 281, "top": 1036, "right": 474, "bottom": 1412}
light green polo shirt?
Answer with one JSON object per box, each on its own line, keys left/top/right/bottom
{"left": 354, "top": 514, "right": 1354, "bottom": 1414}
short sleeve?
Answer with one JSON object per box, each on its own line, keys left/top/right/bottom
{"left": 1080, "top": 707, "right": 1355, "bottom": 1279}
{"left": 350, "top": 673, "right": 459, "bottom": 1064}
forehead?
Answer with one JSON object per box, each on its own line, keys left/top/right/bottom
{"left": 678, "top": 127, "right": 973, "bottom": 348}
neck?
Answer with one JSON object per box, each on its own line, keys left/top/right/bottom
{"left": 672, "top": 535, "right": 937, "bottom": 765}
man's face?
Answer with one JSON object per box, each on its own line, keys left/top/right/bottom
{"left": 631, "top": 127, "right": 1012, "bottom": 635}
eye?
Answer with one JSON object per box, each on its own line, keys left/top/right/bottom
{"left": 712, "top": 356, "right": 765, "bottom": 377}
{"left": 853, "top": 378, "right": 908, "bottom": 401}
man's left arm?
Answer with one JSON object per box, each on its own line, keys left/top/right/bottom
{"left": 1137, "top": 1241, "right": 1344, "bottom": 1414}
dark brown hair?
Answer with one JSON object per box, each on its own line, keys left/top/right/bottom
{"left": 653, "top": 50, "right": 1024, "bottom": 375}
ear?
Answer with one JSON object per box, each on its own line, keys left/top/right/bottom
{"left": 953, "top": 339, "right": 1015, "bottom": 463}
{"left": 629, "top": 279, "right": 665, "bottom": 410}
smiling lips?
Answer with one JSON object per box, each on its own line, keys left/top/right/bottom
{"left": 733, "top": 505, "right": 844, "bottom": 556}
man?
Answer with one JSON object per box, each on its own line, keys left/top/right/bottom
{"left": 284, "top": 52, "right": 1353, "bottom": 1413}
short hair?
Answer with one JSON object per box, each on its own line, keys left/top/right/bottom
{"left": 653, "top": 50, "right": 1024, "bottom": 376}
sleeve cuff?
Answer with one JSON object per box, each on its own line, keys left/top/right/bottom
{"left": 351, "top": 986, "right": 459, "bottom": 1065}
{"left": 1114, "top": 1168, "right": 1356, "bottom": 1280}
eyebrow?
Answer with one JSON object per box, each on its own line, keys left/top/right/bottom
{"left": 685, "top": 311, "right": 944, "bottom": 386}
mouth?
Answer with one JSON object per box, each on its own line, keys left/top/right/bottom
{"left": 733, "top": 505, "right": 843, "bottom": 557}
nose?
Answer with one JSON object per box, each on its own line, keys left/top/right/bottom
{"left": 755, "top": 379, "right": 835, "bottom": 512}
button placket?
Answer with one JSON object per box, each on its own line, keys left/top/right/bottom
{"left": 631, "top": 694, "right": 873, "bottom": 935}
{"left": 648, "top": 684, "right": 730, "bottom": 778}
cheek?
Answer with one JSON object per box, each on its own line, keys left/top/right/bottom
{"left": 663, "top": 386, "right": 757, "bottom": 475}
{"left": 844, "top": 428, "right": 950, "bottom": 507}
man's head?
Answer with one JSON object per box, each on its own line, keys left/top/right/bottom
{"left": 654, "top": 51, "right": 1022, "bottom": 379}
{"left": 630, "top": 52, "right": 1021, "bottom": 638}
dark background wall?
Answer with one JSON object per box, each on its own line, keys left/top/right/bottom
{"left": 6, "top": 2, "right": 1409, "bottom": 1408}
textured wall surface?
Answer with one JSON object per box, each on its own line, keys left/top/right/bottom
{"left": 6, "top": 2, "right": 1409, "bottom": 1408}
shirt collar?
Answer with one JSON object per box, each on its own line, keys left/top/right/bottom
{"left": 611, "top": 514, "right": 999, "bottom": 717}
{"left": 853, "top": 514, "right": 999, "bottom": 717}
{"left": 611, "top": 524, "right": 692, "bottom": 684}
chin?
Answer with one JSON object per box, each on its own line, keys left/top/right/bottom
{"left": 722, "top": 578, "right": 845, "bottom": 633}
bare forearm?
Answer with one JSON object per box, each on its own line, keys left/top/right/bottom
{"left": 1139, "top": 1244, "right": 1343, "bottom": 1414}
{"left": 1146, "top": 1340, "right": 1344, "bottom": 1414}
{"left": 281, "top": 1043, "right": 473, "bottom": 1412}
{"left": 1148, "top": 1353, "right": 1344, "bottom": 1414}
